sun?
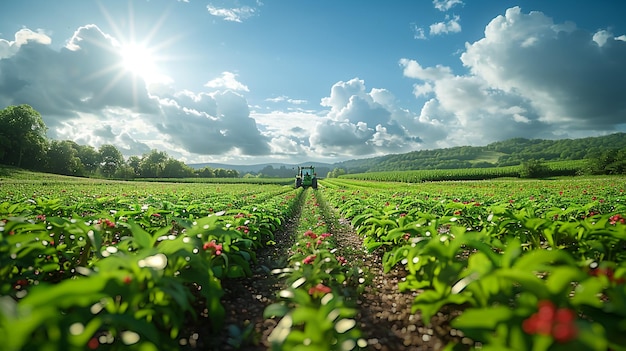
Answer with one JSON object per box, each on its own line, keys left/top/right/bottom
{"left": 119, "top": 42, "right": 161, "bottom": 83}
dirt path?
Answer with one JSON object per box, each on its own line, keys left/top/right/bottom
{"left": 326, "top": 206, "right": 470, "bottom": 351}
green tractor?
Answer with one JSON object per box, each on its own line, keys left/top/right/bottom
{"left": 295, "top": 165, "right": 318, "bottom": 189}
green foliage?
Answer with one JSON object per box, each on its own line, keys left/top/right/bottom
{"left": 334, "top": 133, "right": 626, "bottom": 173}
{"left": 0, "top": 180, "right": 300, "bottom": 351}
{"left": 0, "top": 104, "right": 48, "bottom": 169}
{"left": 337, "top": 160, "right": 587, "bottom": 182}
{"left": 327, "top": 168, "right": 347, "bottom": 178}
{"left": 321, "top": 176, "right": 626, "bottom": 350}
{"left": 519, "top": 159, "right": 551, "bottom": 178}
{"left": 46, "top": 140, "right": 84, "bottom": 176}
{"left": 586, "top": 148, "right": 626, "bottom": 175}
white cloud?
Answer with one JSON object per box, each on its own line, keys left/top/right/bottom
{"left": 265, "top": 95, "right": 308, "bottom": 105}
{"left": 433, "top": 0, "right": 463, "bottom": 12}
{"left": 0, "top": 25, "right": 270, "bottom": 161}
{"left": 399, "top": 59, "right": 452, "bottom": 81}
{"left": 411, "top": 24, "right": 427, "bottom": 40}
{"left": 0, "top": 25, "right": 159, "bottom": 128}
{"left": 309, "top": 78, "right": 434, "bottom": 156}
{"left": 460, "top": 6, "right": 626, "bottom": 128}
{"left": 205, "top": 71, "right": 249, "bottom": 92}
{"left": 400, "top": 6, "right": 626, "bottom": 148}
{"left": 0, "top": 28, "right": 51, "bottom": 59}
{"left": 154, "top": 90, "right": 271, "bottom": 156}
{"left": 256, "top": 79, "right": 441, "bottom": 160}
{"left": 592, "top": 30, "right": 612, "bottom": 47}
{"left": 430, "top": 15, "right": 462, "bottom": 35}
{"left": 206, "top": 3, "right": 258, "bottom": 22}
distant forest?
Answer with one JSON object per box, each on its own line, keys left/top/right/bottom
{"left": 334, "top": 133, "right": 626, "bottom": 174}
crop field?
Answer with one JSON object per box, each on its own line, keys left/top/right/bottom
{"left": 1, "top": 171, "right": 626, "bottom": 351}
{"left": 339, "top": 160, "right": 587, "bottom": 182}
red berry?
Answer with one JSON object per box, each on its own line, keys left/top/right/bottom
{"left": 554, "top": 308, "right": 575, "bottom": 323}
{"left": 552, "top": 322, "right": 578, "bottom": 343}
{"left": 537, "top": 300, "right": 556, "bottom": 321}
{"left": 87, "top": 337, "right": 99, "bottom": 350}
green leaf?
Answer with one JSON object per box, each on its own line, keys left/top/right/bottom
{"left": 494, "top": 269, "right": 548, "bottom": 298}
{"left": 122, "top": 220, "right": 154, "bottom": 249}
{"left": 264, "top": 303, "right": 290, "bottom": 318}
{"left": 452, "top": 306, "right": 513, "bottom": 330}
{"left": 545, "top": 266, "right": 586, "bottom": 295}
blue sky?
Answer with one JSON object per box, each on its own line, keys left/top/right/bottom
{"left": 1, "top": 0, "right": 625, "bottom": 165}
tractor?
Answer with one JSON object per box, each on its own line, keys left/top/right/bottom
{"left": 295, "top": 165, "right": 318, "bottom": 189}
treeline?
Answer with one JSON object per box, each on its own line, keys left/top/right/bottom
{"left": 0, "top": 104, "right": 238, "bottom": 179}
{"left": 333, "top": 133, "right": 626, "bottom": 174}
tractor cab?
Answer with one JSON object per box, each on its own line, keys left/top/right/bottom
{"left": 295, "top": 166, "right": 318, "bottom": 189}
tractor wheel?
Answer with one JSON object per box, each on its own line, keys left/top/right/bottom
{"left": 312, "top": 177, "right": 318, "bottom": 189}
{"left": 295, "top": 178, "right": 302, "bottom": 188}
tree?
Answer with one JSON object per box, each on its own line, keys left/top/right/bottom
{"left": 114, "top": 164, "right": 136, "bottom": 179}
{"left": 46, "top": 140, "right": 82, "bottom": 176}
{"left": 139, "top": 149, "right": 168, "bottom": 177}
{"left": 98, "top": 144, "right": 124, "bottom": 178}
{"left": 587, "top": 148, "right": 626, "bottom": 175}
{"left": 215, "top": 168, "right": 229, "bottom": 178}
{"left": 195, "top": 167, "right": 215, "bottom": 178}
{"left": 161, "top": 159, "right": 194, "bottom": 178}
{"left": 519, "top": 159, "right": 550, "bottom": 178}
{"left": 0, "top": 104, "right": 48, "bottom": 169}
{"left": 75, "top": 144, "right": 101, "bottom": 175}
{"left": 327, "top": 168, "right": 346, "bottom": 178}
{"left": 127, "top": 156, "right": 142, "bottom": 177}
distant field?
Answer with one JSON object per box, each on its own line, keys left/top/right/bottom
{"left": 470, "top": 150, "right": 506, "bottom": 164}
{"left": 339, "top": 159, "right": 588, "bottom": 182}
{"left": 0, "top": 165, "right": 294, "bottom": 186}
{"left": 137, "top": 177, "right": 294, "bottom": 185}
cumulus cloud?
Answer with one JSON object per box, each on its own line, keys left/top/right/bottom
{"left": 0, "top": 28, "right": 51, "bottom": 59}
{"left": 250, "top": 78, "right": 444, "bottom": 161}
{"left": 461, "top": 6, "right": 626, "bottom": 128}
{"left": 401, "top": 6, "right": 626, "bottom": 147}
{"left": 205, "top": 71, "right": 249, "bottom": 92}
{"left": 308, "top": 78, "right": 437, "bottom": 156}
{"left": 154, "top": 90, "right": 271, "bottom": 156}
{"left": 0, "top": 24, "right": 159, "bottom": 126}
{"left": 0, "top": 24, "right": 271, "bottom": 161}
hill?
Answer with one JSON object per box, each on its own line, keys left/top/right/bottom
{"left": 332, "top": 133, "right": 626, "bottom": 174}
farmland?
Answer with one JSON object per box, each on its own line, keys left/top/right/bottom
{"left": 1, "top": 168, "right": 626, "bottom": 350}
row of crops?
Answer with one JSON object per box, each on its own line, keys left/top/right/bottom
{"left": 0, "top": 180, "right": 302, "bottom": 350}
{"left": 320, "top": 176, "right": 626, "bottom": 350}
{"left": 339, "top": 160, "right": 586, "bottom": 182}
{"left": 264, "top": 189, "right": 368, "bottom": 350}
